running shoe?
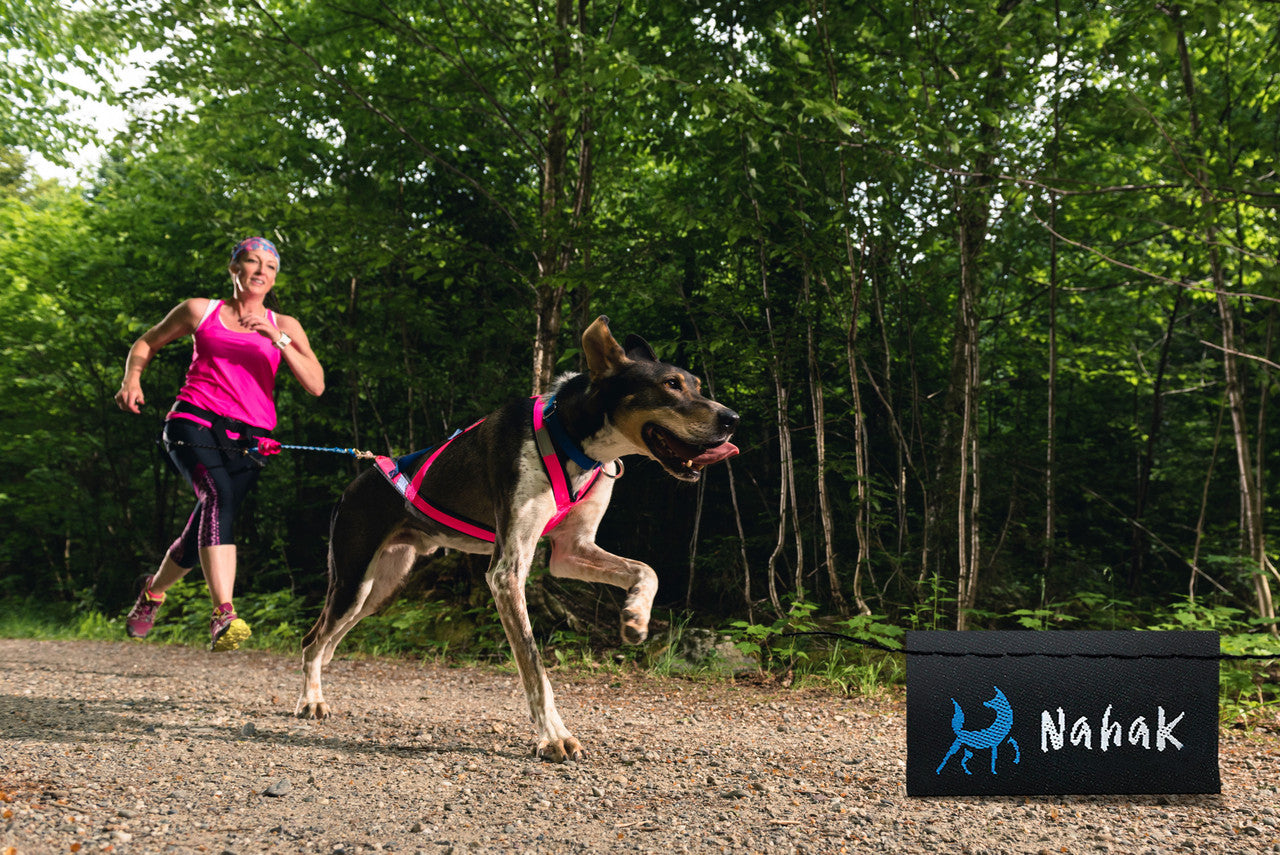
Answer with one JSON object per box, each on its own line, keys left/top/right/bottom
{"left": 125, "top": 575, "right": 165, "bottom": 639}
{"left": 210, "top": 603, "right": 251, "bottom": 652}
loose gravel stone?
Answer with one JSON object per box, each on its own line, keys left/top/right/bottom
{"left": 264, "top": 778, "right": 292, "bottom": 797}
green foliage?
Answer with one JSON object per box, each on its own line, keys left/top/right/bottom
{"left": 345, "top": 599, "right": 508, "bottom": 662}
{"left": 1145, "top": 597, "right": 1279, "bottom": 727}
{"left": 729, "top": 598, "right": 821, "bottom": 670}
{"left": 3, "top": 0, "right": 1280, "bottom": 674}
{"left": 137, "top": 579, "right": 313, "bottom": 652}
{"left": 727, "top": 601, "right": 906, "bottom": 696}
{"left": 0, "top": 595, "right": 117, "bottom": 641}
{"left": 0, "top": 0, "right": 131, "bottom": 158}
{"left": 907, "top": 575, "right": 958, "bottom": 632}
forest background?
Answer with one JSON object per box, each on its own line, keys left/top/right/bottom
{"left": 2, "top": 0, "right": 1278, "bottom": 689}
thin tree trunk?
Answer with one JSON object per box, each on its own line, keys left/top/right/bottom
{"left": 743, "top": 127, "right": 794, "bottom": 616}
{"left": 346, "top": 276, "right": 362, "bottom": 454}
{"left": 1044, "top": 205, "right": 1058, "bottom": 576}
{"left": 953, "top": 201, "right": 983, "bottom": 629}
{"left": 1129, "top": 289, "right": 1185, "bottom": 591}
{"left": 685, "top": 479, "right": 705, "bottom": 610}
{"left": 770, "top": 373, "right": 806, "bottom": 607}
{"left": 805, "top": 275, "right": 847, "bottom": 616}
{"left": 764, "top": 380, "right": 788, "bottom": 616}
{"left": 800, "top": 0, "right": 876, "bottom": 615}
{"left": 841, "top": 249, "right": 874, "bottom": 616}
{"left": 531, "top": 0, "right": 594, "bottom": 394}
{"left": 1044, "top": 0, "right": 1061, "bottom": 575}
{"left": 725, "top": 461, "right": 755, "bottom": 622}
{"left": 1190, "top": 397, "right": 1227, "bottom": 602}
{"left": 532, "top": 0, "right": 568, "bottom": 394}
{"left": 927, "top": 2, "right": 1010, "bottom": 628}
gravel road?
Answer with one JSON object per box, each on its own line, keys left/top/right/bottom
{"left": 1, "top": 639, "right": 1278, "bottom": 854}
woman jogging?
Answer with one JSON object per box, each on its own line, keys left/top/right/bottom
{"left": 114, "top": 236, "right": 324, "bottom": 651}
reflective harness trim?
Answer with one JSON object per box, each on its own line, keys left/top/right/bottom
{"left": 376, "top": 395, "right": 605, "bottom": 543}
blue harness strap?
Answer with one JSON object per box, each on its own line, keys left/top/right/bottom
{"left": 376, "top": 394, "right": 606, "bottom": 542}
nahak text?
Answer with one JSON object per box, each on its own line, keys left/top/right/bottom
{"left": 1041, "top": 706, "right": 1185, "bottom": 753}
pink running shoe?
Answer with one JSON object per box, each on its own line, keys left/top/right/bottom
{"left": 125, "top": 576, "right": 165, "bottom": 639}
{"left": 210, "top": 603, "right": 251, "bottom": 652}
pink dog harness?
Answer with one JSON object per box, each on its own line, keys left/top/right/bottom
{"left": 376, "top": 395, "right": 606, "bottom": 543}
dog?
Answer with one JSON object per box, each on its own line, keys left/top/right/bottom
{"left": 295, "top": 316, "right": 739, "bottom": 761}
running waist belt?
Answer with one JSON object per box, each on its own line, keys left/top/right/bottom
{"left": 375, "top": 395, "right": 605, "bottom": 543}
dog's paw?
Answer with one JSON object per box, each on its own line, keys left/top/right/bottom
{"left": 620, "top": 610, "right": 649, "bottom": 645}
{"left": 536, "top": 736, "right": 585, "bottom": 763}
{"left": 295, "top": 700, "right": 331, "bottom": 720}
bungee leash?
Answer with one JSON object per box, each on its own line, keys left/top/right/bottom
{"left": 255, "top": 437, "right": 378, "bottom": 460}
{"left": 160, "top": 435, "right": 378, "bottom": 460}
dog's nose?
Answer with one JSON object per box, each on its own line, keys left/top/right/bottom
{"left": 718, "top": 408, "right": 740, "bottom": 434}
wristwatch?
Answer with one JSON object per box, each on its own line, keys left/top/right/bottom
{"left": 274, "top": 332, "right": 292, "bottom": 350}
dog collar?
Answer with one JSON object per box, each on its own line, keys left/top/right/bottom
{"left": 540, "top": 393, "right": 602, "bottom": 472}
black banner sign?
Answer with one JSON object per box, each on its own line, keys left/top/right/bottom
{"left": 906, "top": 631, "right": 1220, "bottom": 796}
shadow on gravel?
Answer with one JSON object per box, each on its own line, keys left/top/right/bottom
{"left": 0, "top": 691, "right": 537, "bottom": 765}
{"left": 0, "top": 693, "right": 175, "bottom": 742}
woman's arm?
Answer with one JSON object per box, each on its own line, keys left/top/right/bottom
{"left": 114, "top": 298, "right": 208, "bottom": 414}
{"left": 272, "top": 313, "right": 325, "bottom": 397}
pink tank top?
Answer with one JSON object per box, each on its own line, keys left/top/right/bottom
{"left": 173, "top": 299, "right": 282, "bottom": 430}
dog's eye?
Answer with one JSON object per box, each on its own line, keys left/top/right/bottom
{"left": 664, "top": 377, "right": 683, "bottom": 391}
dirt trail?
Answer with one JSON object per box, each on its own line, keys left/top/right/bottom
{"left": 1, "top": 639, "right": 1278, "bottom": 854}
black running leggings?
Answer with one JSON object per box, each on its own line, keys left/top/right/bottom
{"left": 162, "top": 416, "right": 264, "bottom": 568}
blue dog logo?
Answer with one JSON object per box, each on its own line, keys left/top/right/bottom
{"left": 936, "top": 685, "right": 1021, "bottom": 776}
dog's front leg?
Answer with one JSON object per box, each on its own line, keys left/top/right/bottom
{"left": 487, "top": 538, "right": 583, "bottom": 763}
{"left": 548, "top": 486, "right": 658, "bottom": 644}
{"left": 549, "top": 538, "right": 657, "bottom": 645}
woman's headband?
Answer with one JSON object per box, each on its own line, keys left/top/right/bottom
{"left": 230, "top": 236, "right": 280, "bottom": 264}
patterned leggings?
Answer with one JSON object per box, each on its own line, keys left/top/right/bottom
{"left": 162, "top": 416, "right": 265, "bottom": 568}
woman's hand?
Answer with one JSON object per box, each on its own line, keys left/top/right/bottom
{"left": 115, "top": 379, "right": 146, "bottom": 414}
{"left": 238, "top": 311, "right": 287, "bottom": 346}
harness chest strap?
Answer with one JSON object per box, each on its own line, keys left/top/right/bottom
{"left": 376, "top": 396, "right": 606, "bottom": 543}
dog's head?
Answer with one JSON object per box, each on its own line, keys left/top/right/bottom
{"left": 582, "top": 315, "right": 739, "bottom": 482}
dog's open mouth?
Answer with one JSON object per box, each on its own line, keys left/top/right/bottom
{"left": 642, "top": 423, "right": 739, "bottom": 479}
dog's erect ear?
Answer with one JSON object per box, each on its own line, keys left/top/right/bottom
{"left": 582, "top": 315, "right": 630, "bottom": 381}
{"left": 622, "top": 334, "right": 657, "bottom": 363}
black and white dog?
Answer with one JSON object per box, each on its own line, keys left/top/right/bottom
{"left": 296, "top": 316, "right": 739, "bottom": 761}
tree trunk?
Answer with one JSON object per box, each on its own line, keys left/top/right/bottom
{"left": 1044, "top": 0, "right": 1061, "bottom": 575}
{"left": 952, "top": 192, "right": 984, "bottom": 630}
{"left": 726, "top": 461, "right": 755, "bottom": 622}
{"left": 924, "top": 2, "right": 1011, "bottom": 628}
{"left": 805, "top": 275, "right": 847, "bottom": 616}
{"left": 814, "top": 0, "right": 875, "bottom": 614}
{"left": 1129, "top": 288, "right": 1184, "bottom": 591}
{"left": 685, "top": 478, "right": 705, "bottom": 610}
{"left": 766, "top": 370, "right": 803, "bottom": 612}
{"left": 531, "top": 0, "right": 594, "bottom": 394}
{"left": 1189, "top": 398, "right": 1227, "bottom": 602}
{"left": 841, "top": 249, "right": 874, "bottom": 617}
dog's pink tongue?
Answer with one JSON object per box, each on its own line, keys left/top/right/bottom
{"left": 691, "top": 441, "right": 739, "bottom": 466}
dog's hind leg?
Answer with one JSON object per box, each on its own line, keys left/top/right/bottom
{"left": 296, "top": 533, "right": 436, "bottom": 720}
{"left": 546, "top": 478, "right": 658, "bottom": 644}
